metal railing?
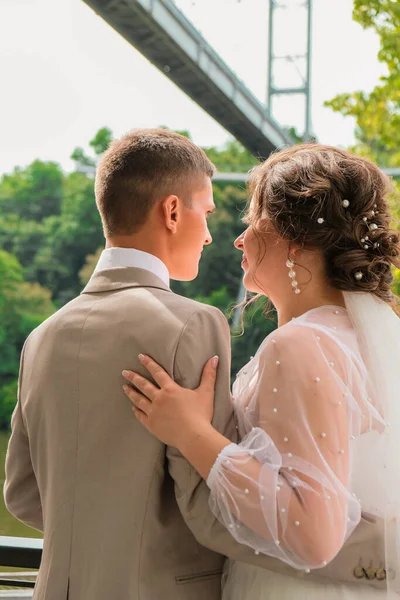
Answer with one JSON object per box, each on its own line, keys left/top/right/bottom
{"left": 213, "top": 168, "right": 400, "bottom": 183}
{"left": 0, "top": 537, "right": 42, "bottom": 589}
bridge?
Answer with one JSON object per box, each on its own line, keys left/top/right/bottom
{"left": 82, "top": 0, "right": 294, "bottom": 159}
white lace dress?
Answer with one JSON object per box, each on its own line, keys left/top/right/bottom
{"left": 206, "top": 306, "right": 387, "bottom": 599}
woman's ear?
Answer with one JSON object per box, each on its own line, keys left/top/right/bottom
{"left": 287, "top": 241, "right": 302, "bottom": 260}
{"left": 162, "top": 195, "right": 180, "bottom": 233}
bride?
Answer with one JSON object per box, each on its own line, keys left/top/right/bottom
{"left": 122, "top": 144, "right": 400, "bottom": 598}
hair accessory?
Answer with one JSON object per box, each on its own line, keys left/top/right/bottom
{"left": 286, "top": 256, "right": 301, "bottom": 295}
{"left": 369, "top": 223, "right": 378, "bottom": 231}
{"left": 342, "top": 199, "right": 350, "bottom": 208}
{"left": 317, "top": 217, "right": 324, "bottom": 225}
{"left": 354, "top": 271, "right": 363, "bottom": 281}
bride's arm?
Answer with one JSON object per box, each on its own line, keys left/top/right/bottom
{"left": 199, "top": 325, "right": 362, "bottom": 570}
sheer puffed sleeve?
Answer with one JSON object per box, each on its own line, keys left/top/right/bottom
{"left": 207, "top": 322, "right": 364, "bottom": 571}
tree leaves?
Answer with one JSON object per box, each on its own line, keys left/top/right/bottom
{"left": 0, "top": 251, "right": 55, "bottom": 428}
{"left": 325, "top": 0, "right": 400, "bottom": 167}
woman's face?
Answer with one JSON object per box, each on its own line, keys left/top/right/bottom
{"left": 234, "top": 216, "right": 292, "bottom": 298}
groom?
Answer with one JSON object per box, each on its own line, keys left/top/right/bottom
{"left": 4, "top": 129, "right": 273, "bottom": 600}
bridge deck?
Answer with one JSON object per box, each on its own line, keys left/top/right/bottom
{"left": 82, "top": 0, "right": 293, "bottom": 158}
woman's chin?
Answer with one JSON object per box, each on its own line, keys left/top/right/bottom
{"left": 243, "top": 272, "right": 263, "bottom": 295}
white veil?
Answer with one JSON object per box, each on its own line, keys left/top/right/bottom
{"left": 343, "top": 291, "right": 400, "bottom": 596}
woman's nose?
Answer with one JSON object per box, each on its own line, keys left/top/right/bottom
{"left": 234, "top": 232, "right": 245, "bottom": 250}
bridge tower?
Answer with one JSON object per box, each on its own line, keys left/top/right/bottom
{"left": 267, "top": 0, "right": 314, "bottom": 140}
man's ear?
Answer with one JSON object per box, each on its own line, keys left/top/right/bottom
{"left": 162, "top": 195, "right": 180, "bottom": 233}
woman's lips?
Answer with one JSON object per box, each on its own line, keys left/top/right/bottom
{"left": 241, "top": 256, "right": 248, "bottom": 267}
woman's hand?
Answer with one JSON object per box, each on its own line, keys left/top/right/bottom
{"left": 122, "top": 354, "right": 219, "bottom": 450}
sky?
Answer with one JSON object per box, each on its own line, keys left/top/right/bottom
{"left": 0, "top": 0, "right": 386, "bottom": 176}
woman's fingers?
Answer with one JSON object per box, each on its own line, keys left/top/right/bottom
{"left": 138, "top": 354, "right": 174, "bottom": 389}
{"left": 199, "top": 356, "right": 219, "bottom": 393}
{"left": 122, "top": 370, "right": 158, "bottom": 401}
{"left": 123, "top": 384, "right": 152, "bottom": 415}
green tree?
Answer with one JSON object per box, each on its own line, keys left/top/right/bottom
{"left": 204, "top": 139, "right": 258, "bottom": 172}
{"left": 32, "top": 172, "right": 103, "bottom": 304}
{"left": 325, "top": 0, "right": 400, "bottom": 166}
{"left": 0, "top": 160, "right": 64, "bottom": 221}
{"left": 71, "top": 126, "right": 113, "bottom": 170}
{"left": 0, "top": 250, "right": 55, "bottom": 429}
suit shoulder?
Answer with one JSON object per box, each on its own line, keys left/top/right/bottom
{"left": 23, "top": 295, "right": 84, "bottom": 344}
{"left": 164, "top": 291, "right": 228, "bottom": 325}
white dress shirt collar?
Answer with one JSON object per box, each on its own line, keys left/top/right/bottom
{"left": 94, "top": 247, "right": 170, "bottom": 287}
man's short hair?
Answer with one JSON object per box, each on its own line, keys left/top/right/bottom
{"left": 95, "top": 128, "right": 215, "bottom": 236}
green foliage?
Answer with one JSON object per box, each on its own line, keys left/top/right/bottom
{"left": 204, "top": 139, "right": 258, "bottom": 172}
{"left": 71, "top": 126, "right": 113, "bottom": 169}
{"left": 0, "top": 161, "right": 64, "bottom": 221}
{"left": 0, "top": 251, "right": 55, "bottom": 429}
{"left": 325, "top": 0, "right": 400, "bottom": 166}
{"left": 89, "top": 127, "right": 113, "bottom": 156}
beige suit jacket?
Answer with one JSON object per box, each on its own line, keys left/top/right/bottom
{"left": 4, "top": 267, "right": 388, "bottom": 599}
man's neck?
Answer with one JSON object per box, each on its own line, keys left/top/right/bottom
{"left": 106, "top": 236, "right": 164, "bottom": 260}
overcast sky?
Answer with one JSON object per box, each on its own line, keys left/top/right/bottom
{"left": 0, "top": 0, "right": 386, "bottom": 176}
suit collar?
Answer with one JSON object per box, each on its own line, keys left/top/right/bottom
{"left": 81, "top": 267, "right": 172, "bottom": 295}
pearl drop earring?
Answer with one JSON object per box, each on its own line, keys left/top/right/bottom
{"left": 286, "top": 257, "right": 301, "bottom": 295}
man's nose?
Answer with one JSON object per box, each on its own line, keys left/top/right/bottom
{"left": 204, "top": 228, "right": 212, "bottom": 245}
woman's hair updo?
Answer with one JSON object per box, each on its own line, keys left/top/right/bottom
{"left": 246, "top": 143, "right": 400, "bottom": 303}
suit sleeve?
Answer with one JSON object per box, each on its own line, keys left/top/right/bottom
{"left": 4, "top": 341, "right": 43, "bottom": 532}
{"left": 166, "top": 305, "right": 283, "bottom": 568}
